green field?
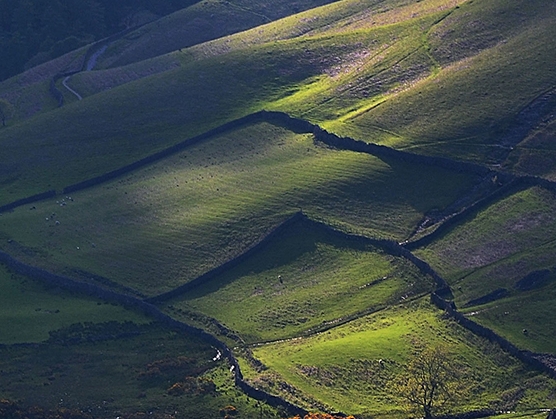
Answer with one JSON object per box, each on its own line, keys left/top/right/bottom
{"left": 1, "top": 0, "right": 556, "bottom": 416}
{"left": 167, "top": 216, "right": 434, "bottom": 342}
{"left": 0, "top": 122, "right": 476, "bottom": 296}
{"left": 247, "top": 299, "right": 555, "bottom": 416}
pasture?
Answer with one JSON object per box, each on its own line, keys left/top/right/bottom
{"left": 247, "top": 299, "right": 554, "bottom": 416}
{"left": 168, "top": 216, "right": 434, "bottom": 342}
{"left": 0, "top": 122, "right": 477, "bottom": 296}
{"left": 0, "top": 264, "right": 147, "bottom": 344}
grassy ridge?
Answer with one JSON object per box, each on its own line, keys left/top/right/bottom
{"left": 168, "top": 216, "right": 434, "bottom": 343}
{"left": 247, "top": 299, "right": 553, "bottom": 416}
{"left": 460, "top": 283, "right": 556, "bottom": 355}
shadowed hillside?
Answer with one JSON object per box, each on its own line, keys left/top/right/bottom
{"left": 1, "top": 0, "right": 556, "bottom": 417}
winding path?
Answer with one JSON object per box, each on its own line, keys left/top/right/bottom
{"left": 62, "top": 76, "right": 82, "bottom": 101}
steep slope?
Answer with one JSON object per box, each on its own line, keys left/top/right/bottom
{"left": 2, "top": 0, "right": 556, "bottom": 417}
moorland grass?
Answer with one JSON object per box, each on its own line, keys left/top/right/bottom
{"left": 0, "top": 264, "right": 147, "bottom": 344}
{"left": 96, "top": 0, "right": 342, "bottom": 69}
{"left": 248, "top": 299, "right": 550, "bottom": 416}
{"left": 339, "top": 0, "right": 556, "bottom": 162}
{"left": 0, "top": 123, "right": 477, "bottom": 296}
{"left": 504, "top": 116, "right": 556, "bottom": 180}
{"left": 167, "top": 216, "right": 435, "bottom": 343}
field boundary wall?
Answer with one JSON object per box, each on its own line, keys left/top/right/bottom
{"left": 0, "top": 248, "right": 309, "bottom": 415}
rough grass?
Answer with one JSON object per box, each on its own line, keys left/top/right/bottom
{"left": 504, "top": 115, "right": 556, "bottom": 180}
{"left": 247, "top": 299, "right": 550, "bottom": 416}
{"left": 168, "top": 216, "right": 434, "bottom": 343}
{"left": 0, "top": 322, "right": 277, "bottom": 419}
{"left": 460, "top": 281, "right": 556, "bottom": 355}
{"left": 414, "top": 186, "right": 556, "bottom": 354}
{"left": 0, "top": 122, "right": 476, "bottom": 296}
{"left": 0, "top": 264, "right": 148, "bottom": 344}
{"left": 415, "top": 186, "right": 556, "bottom": 284}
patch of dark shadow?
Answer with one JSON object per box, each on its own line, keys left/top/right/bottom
{"left": 514, "top": 269, "right": 551, "bottom": 291}
{"left": 464, "top": 288, "right": 508, "bottom": 307}
{"left": 70, "top": 269, "right": 146, "bottom": 299}
{"left": 526, "top": 352, "right": 556, "bottom": 375}
{"left": 492, "top": 87, "right": 556, "bottom": 163}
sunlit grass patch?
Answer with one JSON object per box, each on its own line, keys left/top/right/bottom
{"left": 460, "top": 282, "right": 556, "bottom": 355}
{"left": 169, "top": 216, "right": 434, "bottom": 343}
{"left": 247, "top": 299, "right": 546, "bottom": 416}
{"left": 0, "top": 122, "right": 476, "bottom": 296}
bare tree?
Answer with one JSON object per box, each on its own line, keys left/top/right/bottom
{"left": 395, "top": 346, "right": 465, "bottom": 418}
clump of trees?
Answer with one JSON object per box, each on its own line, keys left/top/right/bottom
{"left": 0, "top": 0, "right": 202, "bottom": 81}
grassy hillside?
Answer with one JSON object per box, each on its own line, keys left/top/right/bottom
{"left": 0, "top": 122, "right": 476, "bottom": 296}
{"left": 0, "top": 262, "right": 279, "bottom": 418}
{"left": 246, "top": 300, "right": 555, "bottom": 416}
{"left": 96, "top": 0, "right": 342, "bottom": 69}
{"left": 0, "top": 322, "right": 276, "bottom": 419}
{"left": 414, "top": 186, "right": 556, "bottom": 354}
{"left": 339, "top": 0, "right": 556, "bottom": 164}
{"left": 167, "top": 216, "right": 435, "bottom": 343}
{"left": 0, "top": 263, "right": 147, "bottom": 344}
{"left": 1, "top": 0, "right": 556, "bottom": 417}
{"left": 4, "top": 0, "right": 554, "bottom": 204}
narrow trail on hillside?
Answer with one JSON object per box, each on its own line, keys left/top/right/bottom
{"left": 62, "top": 76, "right": 82, "bottom": 101}
{"left": 60, "top": 44, "right": 109, "bottom": 100}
